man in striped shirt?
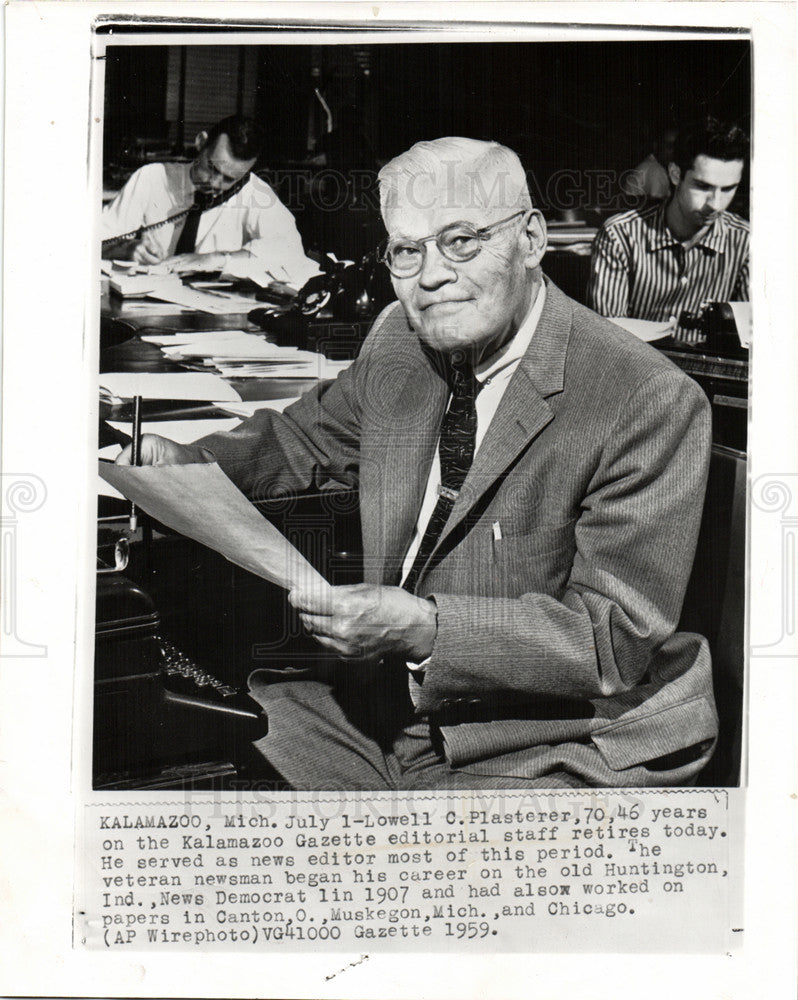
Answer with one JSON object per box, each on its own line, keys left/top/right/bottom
{"left": 588, "top": 117, "right": 749, "bottom": 343}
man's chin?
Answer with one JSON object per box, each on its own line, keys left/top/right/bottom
{"left": 416, "top": 323, "right": 487, "bottom": 357}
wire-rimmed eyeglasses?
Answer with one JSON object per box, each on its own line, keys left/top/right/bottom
{"left": 380, "top": 210, "right": 528, "bottom": 278}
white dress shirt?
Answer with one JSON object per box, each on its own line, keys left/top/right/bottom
{"left": 102, "top": 162, "right": 321, "bottom": 289}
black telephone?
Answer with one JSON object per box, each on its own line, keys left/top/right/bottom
{"left": 94, "top": 560, "right": 266, "bottom": 790}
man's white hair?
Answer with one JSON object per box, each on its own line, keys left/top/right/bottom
{"left": 378, "top": 137, "right": 533, "bottom": 219}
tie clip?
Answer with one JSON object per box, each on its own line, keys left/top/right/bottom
{"left": 438, "top": 485, "right": 459, "bottom": 502}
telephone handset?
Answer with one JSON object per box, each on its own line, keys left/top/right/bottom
{"left": 101, "top": 171, "right": 251, "bottom": 253}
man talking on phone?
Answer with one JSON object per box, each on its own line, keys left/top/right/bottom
{"left": 102, "top": 114, "right": 319, "bottom": 290}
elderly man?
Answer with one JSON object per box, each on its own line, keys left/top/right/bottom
{"left": 102, "top": 115, "right": 319, "bottom": 290}
{"left": 588, "top": 117, "right": 749, "bottom": 342}
{"left": 120, "top": 137, "right": 716, "bottom": 790}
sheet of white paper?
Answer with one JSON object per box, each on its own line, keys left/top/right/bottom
{"left": 140, "top": 329, "right": 250, "bottom": 345}
{"left": 98, "top": 371, "right": 242, "bottom": 401}
{"left": 212, "top": 358, "right": 352, "bottom": 379}
{"left": 608, "top": 316, "right": 675, "bottom": 341}
{"left": 116, "top": 300, "right": 192, "bottom": 315}
{"left": 162, "top": 338, "right": 319, "bottom": 362}
{"left": 729, "top": 301, "right": 752, "bottom": 347}
{"left": 212, "top": 362, "right": 325, "bottom": 378}
{"left": 147, "top": 283, "right": 257, "bottom": 314}
{"left": 98, "top": 461, "right": 330, "bottom": 597}
{"left": 110, "top": 273, "right": 182, "bottom": 297}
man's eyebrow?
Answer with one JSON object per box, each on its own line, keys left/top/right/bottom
{"left": 692, "top": 179, "right": 739, "bottom": 190}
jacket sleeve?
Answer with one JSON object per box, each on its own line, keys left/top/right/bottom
{"left": 587, "top": 223, "right": 631, "bottom": 317}
{"left": 421, "top": 367, "right": 712, "bottom": 705}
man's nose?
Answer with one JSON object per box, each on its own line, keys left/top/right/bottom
{"left": 417, "top": 242, "right": 457, "bottom": 287}
{"left": 707, "top": 189, "right": 723, "bottom": 211}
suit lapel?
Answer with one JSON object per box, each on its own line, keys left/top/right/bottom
{"left": 368, "top": 340, "right": 449, "bottom": 584}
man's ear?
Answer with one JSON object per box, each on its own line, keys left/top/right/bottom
{"left": 523, "top": 209, "right": 547, "bottom": 268}
{"left": 667, "top": 162, "right": 682, "bottom": 188}
{"left": 194, "top": 130, "right": 209, "bottom": 153}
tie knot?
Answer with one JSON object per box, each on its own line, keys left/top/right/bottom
{"left": 448, "top": 359, "right": 477, "bottom": 393}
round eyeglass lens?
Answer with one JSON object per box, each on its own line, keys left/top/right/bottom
{"left": 388, "top": 244, "right": 423, "bottom": 274}
{"left": 439, "top": 226, "right": 481, "bottom": 261}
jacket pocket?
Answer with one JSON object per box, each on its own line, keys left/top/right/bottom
{"left": 487, "top": 520, "right": 577, "bottom": 597}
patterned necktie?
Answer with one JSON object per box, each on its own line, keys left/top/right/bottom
{"left": 403, "top": 360, "right": 482, "bottom": 593}
{"left": 174, "top": 192, "right": 206, "bottom": 254}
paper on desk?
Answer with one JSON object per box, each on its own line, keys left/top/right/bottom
{"left": 141, "top": 330, "right": 249, "bottom": 345}
{"left": 729, "top": 301, "right": 752, "bottom": 348}
{"left": 147, "top": 283, "right": 256, "bottom": 315}
{"left": 212, "top": 358, "right": 352, "bottom": 379}
{"left": 119, "top": 301, "right": 192, "bottom": 315}
{"left": 162, "top": 338, "right": 320, "bottom": 362}
{"left": 609, "top": 317, "right": 674, "bottom": 342}
{"left": 99, "top": 372, "right": 242, "bottom": 402}
{"left": 99, "top": 461, "right": 330, "bottom": 596}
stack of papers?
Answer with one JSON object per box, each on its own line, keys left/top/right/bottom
{"left": 110, "top": 272, "right": 183, "bottom": 298}
{"left": 140, "top": 329, "right": 251, "bottom": 346}
{"left": 152, "top": 330, "right": 353, "bottom": 380}
{"left": 161, "top": 337, "right": 320, "bottom": 363}
{"left": 211, "top": 358, "right": 352, "bottom": 379}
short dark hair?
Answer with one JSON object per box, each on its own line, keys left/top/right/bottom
{"left": 673, "top": 116, "right": 749, "bottom": 176}
{"left": 205, "top": 115, "right": 264, "bottom": 161}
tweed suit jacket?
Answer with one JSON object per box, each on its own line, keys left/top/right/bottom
{"left": 200, "top": 277, "right": 717, "bottom": 786}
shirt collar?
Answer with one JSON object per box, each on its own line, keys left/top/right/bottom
{"left": 646, "top": 199, "right": 731, "bottom": 255}
{"left": 476, "top": 281, "right": 546, "bottom": 385}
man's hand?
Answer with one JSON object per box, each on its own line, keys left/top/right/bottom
{"left": 131, "top": 232, "right": 165, "bottom": 266}
{"left": 162, "top": 251, "right": 226, "bottom": 274}
{"left": 115, "top": 433, "right": 215, "bottom": 466}
{"left": 289, "top": 584, "right": 437, "bottom": 663}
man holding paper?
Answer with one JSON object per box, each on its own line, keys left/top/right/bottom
{"left": 118, "top": 137, "right": 716, "bottom": 790}
{"left": 102, "top": 115, "right": 320, "bottom": 292}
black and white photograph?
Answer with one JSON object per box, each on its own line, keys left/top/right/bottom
{"left": 95, "top": 32, "right": 749, "bottom": 793}
{"left": 2, "top": 2, "right": 797, "bottom": 995}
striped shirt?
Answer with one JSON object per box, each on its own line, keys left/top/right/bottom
{"left": 587, "top": 201, "right": 749, "bottom": 343}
